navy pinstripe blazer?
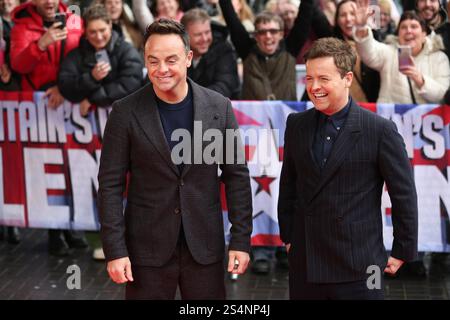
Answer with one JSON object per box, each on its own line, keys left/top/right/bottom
{"left": 278, "top": 99, "right": 418, "bottom": 283}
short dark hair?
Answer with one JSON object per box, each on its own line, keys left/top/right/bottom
{"left": 181, "top": 8, "right": 211, "bottom": 28}
{"left": 144, "top": 19, "right": 190, "bottom": 52}
{"left": 254, "top": 11, "right": 284, "bottom": 31}
{"left": 397, "top": 10, "right": 428, "bottom": 35}
{"left": 304, "top": 37, "right": 356, "bottom": 77}
{"left": 83, "top": 4, "right": 112, "bottom": 26}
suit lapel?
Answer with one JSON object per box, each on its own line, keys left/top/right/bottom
{"left": 310, "top": 100, "right": 362, "bottom": 201}
{"left": 298, "top": 108, "right": 321, "bottom": 177}
{"left": 131, "top": 84, "right": 180, "bottom": 176}
{"left": 181, "top": 79, "right": 218, "bottom": 178}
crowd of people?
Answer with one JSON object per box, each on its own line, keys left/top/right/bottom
{"left": 0, "top": 0, "right": 449, "bottom": 276}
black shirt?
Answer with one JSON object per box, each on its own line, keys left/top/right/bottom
{"left": 313, "top": 97, "right": 352, "bottom": 170}
{"left": 156, "top": 85, "right": 193, "bottom": 173}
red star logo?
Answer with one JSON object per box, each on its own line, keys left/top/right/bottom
{"left": 252, "top": 175, "right": 277, "bottom": 196}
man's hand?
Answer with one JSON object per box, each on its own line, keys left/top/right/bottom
{"left": 91, "top": 61, "right": 111, "bottom": 81}
{"left": 107, "top": 257, "right": 134, "bottom": 284}
{"left": 44, "top": 85, "right": 64, "bottom": 109}
{"left": 79, "top": 99, "right": 91, "bottom": 116}
{"left": 285, "top": 243, "right": 291, "bottom": 253}
{"left": 399, "top": 62, "right": 425, "bottom": 88}
{"left": 384, "top": 256, "right": 404, "bottom": 275}
{"left": 38, "top": 22, "right": 68, "bottom": 51}
{"left": 227, "top": 250, "right": 250, "bottom": 275}
{"left": 0, "top": 64, "right": 11, "bottom": 84}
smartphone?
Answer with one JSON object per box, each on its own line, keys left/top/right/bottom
{"left": 398, "top": 45, "right": 413, "bottom": 70}
{"left": 95, "top": 49, "right": 111, "bottom": 65}
{"left": 54, "top": 13, "right": 66, "bottom": 29}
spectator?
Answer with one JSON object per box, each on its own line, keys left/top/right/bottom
{"left": 58, "top": 4, "right": 144, "bottom": 114}
{"left": 182, "top": 8, "right": 240, "bottom": 98}
{"left": 415, "top": 0, "right": 449, "bottom": 56}
{"left": 354, "top": 6, "right": 450, "bottom": 104}
{"left": 211, "top": 0, "right": 255, "bottom": 32}
{"left": 0, "top": 0, "right": 21, "bottom": 92}
{"left": 302, "top": 0, "right": 380, "bottom": 102}
{"left": 0, "top": 1, "right": 21, "bottom": 244}
{"left": 132, "top": 0, "right": 154, "bottom": 32}
{"left": 10, "top": 0, "right": 89, "bottom": 256}
{"left": 219, "top": 0, "right": 314, "bottom": 100}
{"left": 151, "top": 0, "right": 184, "bottom": 22}
{"left": 96, "top": 0, "right": 143, "bottom": 49}
{"left": 378, "top": 0, "right": 397, "bottom": 41}
{"left": 416, "top": 0, "right": 447, "bottom": 32}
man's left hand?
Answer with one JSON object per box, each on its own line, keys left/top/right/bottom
{"left": 384, "top": 256, "right": 404, "bottom": 275}
{"left": 227, "top": 250, "right": 250, "bottom": 275}
{"left": 45, "top": 86, "right": 65, "bottom": 109}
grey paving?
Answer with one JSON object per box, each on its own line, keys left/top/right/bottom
{"left": 0, "top": 228, "right": 449, "bottom": 300}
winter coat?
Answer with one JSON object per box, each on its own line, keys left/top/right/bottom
{"left": 58, "top": 31, "right": 144, "bottom": 107}
{"left": 187, "top": 22, "right": 240, "bottom": 99}
{"left": 355, "top": 28, "right": 450, "bottom": 104}
{"left": 10, "top": 1, "right": 83, "bottom": 91}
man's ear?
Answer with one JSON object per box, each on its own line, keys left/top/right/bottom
{"left": 186, "top": 50, "right": 193, "bottom": 68}
{"left": 344, "top": 71, "right": 353, "bottom": 88}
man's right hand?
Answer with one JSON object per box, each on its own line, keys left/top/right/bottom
{"left": 37, "top": 22, "right": 68, "bottom": 51}
{"left": 285, "top": 243, "right": 291, "bottom": 253}
{"left": 107, "top": 257, "right": 134, "bottom": 284}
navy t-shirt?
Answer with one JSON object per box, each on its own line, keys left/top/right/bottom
{"left": 156, "top": 85, "right": 193, "bottom": 173}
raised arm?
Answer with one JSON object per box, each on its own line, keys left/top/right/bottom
{"left": 132, "top": 0, "right": 154, "bottom": 33}
{"left": 218, "top": 0, "right": 254, "bottom": 60}
{"left": 285, "top": 0, "right": 315, "bottom": 58}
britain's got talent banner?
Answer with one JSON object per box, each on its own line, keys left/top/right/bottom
{"left": 0, "top": 91, "right": 449, "bottom": 252}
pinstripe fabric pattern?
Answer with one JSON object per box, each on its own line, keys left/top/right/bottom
{"left": 98, "top": 80, "right": 253, "bottom": 267}
{"left": 278, "top": 99, "right": 418, "bottom": 284}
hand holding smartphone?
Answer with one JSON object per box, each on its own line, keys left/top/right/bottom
{"left": 54, "top": 13, "right": 66, "bottom": 29}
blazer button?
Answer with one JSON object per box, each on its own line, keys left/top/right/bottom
{"left": 179, "top": 179, "right": 184, "bottom": 186}
{"left": 174, "top": 208, "right": 181, "bottom": 214}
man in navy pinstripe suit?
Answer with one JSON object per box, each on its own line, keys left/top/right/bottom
{"left": 278, "top": 37, "right": 418, "bottom": 299}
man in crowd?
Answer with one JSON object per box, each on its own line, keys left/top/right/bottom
{"left": 181, "top": 8, "right": 240, "bottom": 98}
{"left": 10, "top": 0, "right": 88, "bottom": 256}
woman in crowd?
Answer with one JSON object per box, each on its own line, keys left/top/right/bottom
{"left": 354, "top": 4, "right": 450, "bottom": 104}
{"left": 212, "top": 0, "right": 255, "bottom": 32}
{"left": 306, "top": 0, "right": 381, "bottom": 102}
{"left": 150, "top": 0, "right": 184, "bottom": 21}
{"left": 58, "top": 4, "right": 143, "bottom": 115}
{"left": 96, "top": 0, "right": 143, "bottom": 49}
{"left": 0, "top": 0, "right": 20, "bottom": 92}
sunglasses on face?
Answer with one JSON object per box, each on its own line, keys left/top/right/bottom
{"left": 254, "top": 28, "right": 282, "bottom": 36}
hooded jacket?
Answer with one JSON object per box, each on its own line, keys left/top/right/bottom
{"left": 355, "top": 28, "right": 450, "bottom": 104}
{"left": 10, "top": 1, "right": 83, "bottom": 91}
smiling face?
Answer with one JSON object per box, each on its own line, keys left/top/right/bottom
{"left": 254, "top": 20, "right": 283, "bottom": 55}
{"left": 336, "top": 1, "right": 356, "bottom": 40}
{"left": 305, "top": 56, "right": 352, "bottom": 116}
{"left": 185, "top": 19, "right": 212, "bottom": 59}
{"left": 398, "top": 19, "right": 426, "bottom": 56}
{"left": 86, "top": 19, "right": 112, "bottom": 51}
{"left": 145, "top": 33, "right": 193, "bottom": 101}
{"left": 156, "top": 0, "right": 179, "bottom": 19}
{"left": 416, "top": 0, "right": 440, "bottom": 22}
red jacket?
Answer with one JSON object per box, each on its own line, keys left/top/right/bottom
{"left": 10, "top": 2, "right": 83, "bottom": 91}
